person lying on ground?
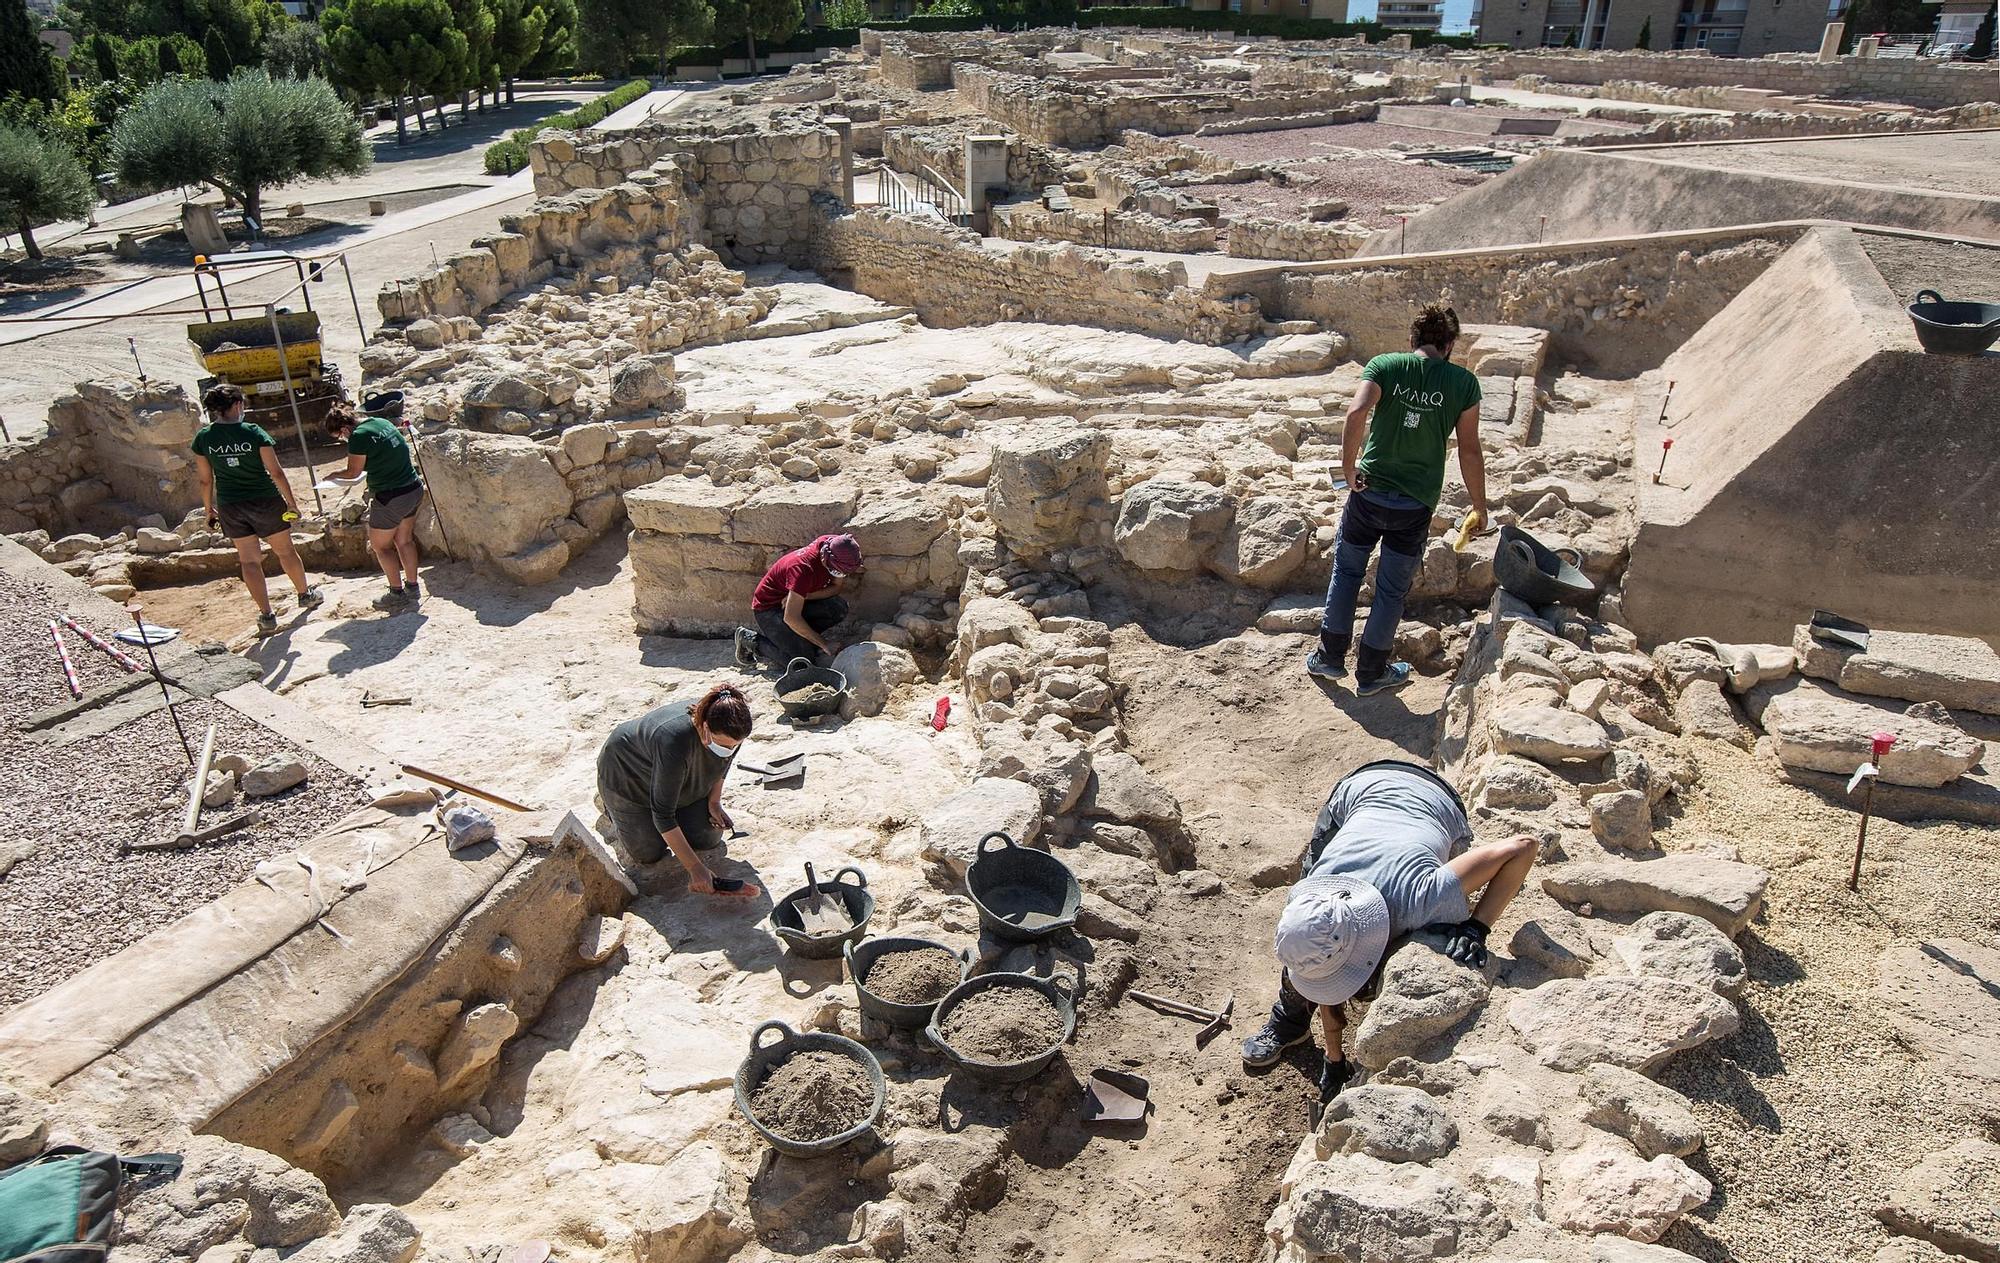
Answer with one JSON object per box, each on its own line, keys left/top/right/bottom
{"left": 1241, "top": 759, "right": 1536, "bottom": 1101}
{"left": 1311, "top": 301, "right": 1488, "bottom": 696}
{"left": 191, "top": 383, "right": 322, "bottom": 637}
{"left": 323, "top": 398, "right": 427, "bottom": 610}
{"left": 596, "top": 683, "right": 763, "bottom": 899}
{"left": 735, "top": 533, "right": 864, "bottom": 671}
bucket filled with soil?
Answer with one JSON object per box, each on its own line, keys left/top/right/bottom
{"left": 769, "top": 865, "right": 875, "bottom": 959}
{"left": 846, "top": 936, "right": 973, "bottom": 1028}
{"left": 734, "top": 1020, "right": 887, "bottom": 1157}
{"left": 926, "top": 970, "right": 1078, "bottom": 1083}
{"left": 966, "top": 832, "right": 1081, "bottom": 942}
{"left": 776, "top": 657, "right": 848, "bottom": 720}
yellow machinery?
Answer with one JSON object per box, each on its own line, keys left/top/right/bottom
{"left": 187, "top": 253, "right": 347, "bottom": 435}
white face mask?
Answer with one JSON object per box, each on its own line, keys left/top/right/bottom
{"left": 705, "top": 739, "right": 735, "bottom": 759}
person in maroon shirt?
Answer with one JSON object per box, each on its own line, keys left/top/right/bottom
{"left": 736, "top": 533, "right": 864, "bottom": 669}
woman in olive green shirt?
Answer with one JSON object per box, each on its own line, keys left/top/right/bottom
{"left": 325, "top": 400, "right": 427, "bottom": 609}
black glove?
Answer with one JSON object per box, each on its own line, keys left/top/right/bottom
{"left": 1438, "top": 918, "right": 1489, "bottom": 969}
{"left": 1318, "top": 1055, "right": 1350, "bottom": 1104}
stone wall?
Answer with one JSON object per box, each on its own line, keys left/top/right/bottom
{"left": 1490, "top": 47, "right": 2000, "bottom": 109}
{"left": 808, "top": 201, "right": 1264, "bottom": 344}
{"left": 1559, "top": 99, "right": 2000, "bottom": 148}
{"left": 1266, "top": 225, "right": 1796, "bottom": 376}
{"left": 627, "top": 475, "right": 966, "bottom": 635}
{"left": 1229, "top": 216, "right": 1372, "bottom": 262}
{"left": 527, "top": 109, "right": 846, "bottom": 267}
{"left": 882, "top": 124, "right": 1068, "bottom": 196}
{"left": 0, "top": 379, "right": 201, "bottom": 535}
{"left": 989, "top": 200, "right": 1220, "bottom": 253}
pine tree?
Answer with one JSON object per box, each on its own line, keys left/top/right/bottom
{"left": 90, "top": 32, "right": 119, "bottom": 82}
{"left": 1635, "top": 14, "right": 1652, "bottom": 47}
{"left": 158, "top": 35, "right": 182, "bottom": 75}
{"left": 490, "top": 0, "right": 546, "bottom": 104}
{"left": 203, "top": 25, "right": 233, "bottom": 77}
{"left": 1, "top": 0, "right": 64, "bottom": 104}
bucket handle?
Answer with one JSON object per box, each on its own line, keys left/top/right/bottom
{"left": 977, "top": 831, "right": 1017, "bottom": 855}
{"left": 1915, "top": 289, "right": 1944, "bottom": 307}
{"left": 1049, "top": 963, "right": 1085, "bottom": 1008}
{"left": 843, "top": 938, "right": 859, "bottom": 979}
{"left": 750, "top": 1019, "right": 796, "bottom": 1053}
{"left": 831, "top": 865, "right": 868, "bottom": 889}
{"left": 1553, "top": 546, "right": 1583, "bottom": 568}
{"left": 785, "top": 657, "right": 814, "bottom": 676}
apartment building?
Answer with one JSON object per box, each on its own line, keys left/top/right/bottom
{"left": 1476, "top": 0, "right": 1840, "bottom": 51}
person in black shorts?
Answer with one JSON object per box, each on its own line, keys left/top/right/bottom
{"left": 191, "top": 384, "right": 321, "bottom": 636}
{"left": 324, "top": 397, "right": 427, "bottom": 609}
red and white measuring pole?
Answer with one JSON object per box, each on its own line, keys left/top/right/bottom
{"left": 48, "top": 620, "right": 82, "bottom": 699}
{"left": 56, "top": 613, "right": 140, "bottom": 673}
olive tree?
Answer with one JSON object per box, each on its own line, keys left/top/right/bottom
{"left": 0, "top": 123, "right": 96, "bottom": 259}
{"left": 111, "top": 70, "right": 370, "bottom": 226}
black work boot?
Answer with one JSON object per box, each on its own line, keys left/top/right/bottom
{"left": 1241, "top": 1018, "right": 1313, "bottom": 1068}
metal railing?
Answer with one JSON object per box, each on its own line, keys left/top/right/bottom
{"left": 879, "top": 163, "right": 971, "bottom": 227}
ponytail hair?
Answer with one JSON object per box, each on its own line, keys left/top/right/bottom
{"left": 692, "top": 683, "right": 753, "bottom": 740}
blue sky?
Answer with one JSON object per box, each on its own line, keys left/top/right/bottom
{"left": 1346, "top": 0, "right": 1481, "bottom": 32}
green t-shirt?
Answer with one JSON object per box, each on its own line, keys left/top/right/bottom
{"left": 1356, "top": 352, "right": 1482, "bottom": 510}
{"left": 348, "top": 415, "right": 419, "bottom": 497}
{"left": 192, "top": 421, "right": 281, "bottom": 505}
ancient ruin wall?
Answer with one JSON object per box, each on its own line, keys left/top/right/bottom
{"left": 0, "top": 380, "right": 203, "bottom": 536}
{"left": 1558, "top": 100, "right": 2000, "bottom": 148}
{"left": 1489, "top": 48, "right": 2000, "bottom": 108}
{"left": 1269, "top": 227, "right": 1796, "bottom": 376}
{"left": 808, "top": 202, "right": 1264, "bottom": 344}
{"left": 989, "top": 201, "right": 1219, "bottom": 253}
{"left": 1229, "top": 217, "right": 1372, "bottom": 262}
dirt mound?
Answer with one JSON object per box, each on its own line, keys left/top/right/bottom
{"left": 779, "top": 682, "right": 840, "bottom": 708}
{"left": 939, "top": 986, "right": 1064, "bottom": 1062}
{"left": 863, "top": 946, "right": 961, "bottom": 1004}
{"left": 749, "top": 1050, "right": 874, "bottom": 1142}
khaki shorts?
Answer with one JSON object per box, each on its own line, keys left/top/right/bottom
{"left": 368, "top": 484, "right": 426, "bottom": 530}
{"left": 217, "top": 497, "right": 290, "bottom": 541}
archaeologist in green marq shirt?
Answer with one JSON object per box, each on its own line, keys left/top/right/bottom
{"left": 191, "top": 383, "right": 323, "bottom": 637}
{"left": 1310, "top": 302, "right": 1489, "bottom": 695}
{"left": 323, "top": 396, "right": 428, "bottom": 610}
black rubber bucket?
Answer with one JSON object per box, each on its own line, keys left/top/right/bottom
{"left": 845, "top": 935, "right": 973, "bottom": 1028}
{"left": 776, "top": 657, "right": 849, "bottom": 720}
{"left": 733, "top": 1020, "right": 886, "bottom": 1158}
{"left": 1493, "top": 523, "right": 1595, "bottom": 606}
{"left": 769, "top": 866, "right": 874, "bottom": 960}
{"left": 966, "top": 832, "right": 1081, "bottom": 942}
{"left": 1907, "top": 289, "right": 2000, "bottom": 356}
{"left": 926, "top": 970, "right": 1079, "bottom": 1083}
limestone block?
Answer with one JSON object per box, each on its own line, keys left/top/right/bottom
{"left": 421, "top": 430, "right": 573, "bottom": 562}
{"left": 1611, "top": 911, "right": 1746, "bottom": 997}
{"left": 1546, "top": 1148, "right": 1709, "bottom": 1243}
{"left": 730, "top": 483, "right": 857, "bottom": 546}
{"left": 1590, "top": 788, "right": 1653, "bottom": 851}
{"left": 920, "top": 778, "right": 1045, "bottom": 882}
{"left": 975, "top": 727, "right": 1091, "bottom": 816}
{"left": 435, "top": 1001, "right": 519, "bottom": 1090}
{"left": 1257, "top": 593, "right": 1323, "bottom": 635}
{"left": 1114, "top": 478, "right": 1234, "bottom": 573}
{"left": 625, "top": 478, "right": 744, "bottom": 535}
{"left": 832, "top": 641, "right": 920, "bottom": 719}
{"left": 242, "top": 756, "right": 307, "bottom": 797}
{"left": 1833, "top": 629, "right": 2000, "bottom": 716}
{"left": 848, "top": 494, "right": 947, "bottom": 557}
{"left": 287, "top": 1204, "right": 420, "bottom": 1263}
{"left": 1752, "top": 679, "right": 1982, "bottom": 787}
{"left": 1876, "top": 1138, "right": 2000, "bottom": 1263}
{"left": 1581, "top": 1064, "right": 1705, "bottom": 1159}
{"left": 1544, "top": 857, "right": 1768, "bottom": 937}
{"left": 1283, "top": 1154, "right": 1504, "bottom": 1262}
{"left": 1077, "top": 751, "right": 1182, "bottom": 831}
{"left": 1491, "top": 705, "right": 1613, "bottom": 764}
{"left": 1507, "top": 976, "right": 1740, "bottom": 1072}
{"left": 559, "top": 423, "right": 618, "bottom": 470}
{"left": 494, "top": 538, "right": 572, "bottom": 586}
{"left": 0, "top": 1083, "right": 49, "bottom": 1165}
{"left": 1315, "top": 1085, "right": 1458, "bottom": 1163}
{"left": 609, "top": 356, "right": 679, "bottom": 414}
{"left": 1475, "top": 755, "right": 1561, "bottom": 811}
{"left": 1351, "top": 932, "right": 1491, "bottom": 1070}
{"left": 1474, "top": 1074, "right": 1551, "bottom": 1149}
{"left": 1207, "top": 495, "right": 1309, "bottom": 588}
{"left": 956, "top": 597, "right": 1040, "bottom": 668}
{"left": 987, "top": 425, "right": 1109, "bottom": 554}
{"left": 1511, "top": 916, "right": 1599, "bottom": 979}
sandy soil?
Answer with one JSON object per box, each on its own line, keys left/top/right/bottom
{"left": 1186, "top": 158, "right": 1491, "bottom": 229}
{"left": 1859, "top": 232, "right": 2000, "bottom": 307}
{"left": 1655, "top": 734, "right": 2000, "bottom": 1263}
{"left": 1636, "top": 130, "right": 2000, "bottom": 198}
{"left": 1190, "top": 121, "right": 1523, "bottom": 162}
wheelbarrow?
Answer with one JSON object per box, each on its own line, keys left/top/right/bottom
{"left": 775, "top": 657, "right": 848, "bottom": 720}
{"left": 966, "top": 831, "right": 1081, "bottom": 942}
{"left": 1907, "top": 289, "right": 2000, "bottom": 356}
{"left": 1493, "top": 524, "right": 1595, "bottom": 606}
{"left": 732, "top": 1020, "right": 886, "bottom": 1158}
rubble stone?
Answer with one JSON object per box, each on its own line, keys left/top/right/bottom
{"left": 1508, "top": 976, "right": 1740, "bottom": 1072}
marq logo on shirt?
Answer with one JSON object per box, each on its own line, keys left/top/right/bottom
{"left": 1389, "top": 382, "right": 1444, "bottom": 426}
{"left": 208, "top": 440, "right": 259, "bottom": 468}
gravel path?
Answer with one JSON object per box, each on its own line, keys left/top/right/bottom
{"left": 0, "top": 566, "right": 367, "bottom": 1013}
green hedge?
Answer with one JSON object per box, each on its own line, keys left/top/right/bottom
{"left": 482, "top": 77, "right": 653, "bottom": 173}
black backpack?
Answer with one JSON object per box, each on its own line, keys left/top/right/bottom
{"left": 0, "top": 1147, "right": 182, "bottom": 1263}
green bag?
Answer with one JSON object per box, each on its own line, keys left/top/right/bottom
{"left": 0, "top": 1147, "right": 181, "bottom": 1263}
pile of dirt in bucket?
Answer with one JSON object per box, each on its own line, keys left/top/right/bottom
{"left": 864, "top": 946, "right": 961, "bottom": 1004}
{"left": 939, "top": 987, "right": 1064, "bottom": 1062}
{"left": 750, "top": 1050, "right": 874, "bottom": 1141}
{"left": 779, "top": 682, "right": 840, "bottom": 708}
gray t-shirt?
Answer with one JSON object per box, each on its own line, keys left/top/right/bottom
{"left": 1304, "top": 761, "right": 1472, "bottom": 934}
{"left": 596, "top": 700, "right": 732, "bottom": 834}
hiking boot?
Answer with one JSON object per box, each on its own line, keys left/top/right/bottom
{"left": 734, "top": 626, "right": 758, "bottom": 669}
{"left": 1355, "top": 661, "right": 1413, "bottom": 697}
{"left": 255, "top": 611, "right": 278, "bottom": 636}
{"left": 373, "top": 588, "right": 410, "bottom": 611}
{"left": 1241, "top": 1018, "right": 1313, "bottom": 1069}
{"left": 296, "top": 586, "right": 325, "bottom": 610}
{"left": 403, "top": 577, "right": 422, "bottom": 601}
{"left": 1305, "top": 648, "right": 1347, "bottom": 681}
